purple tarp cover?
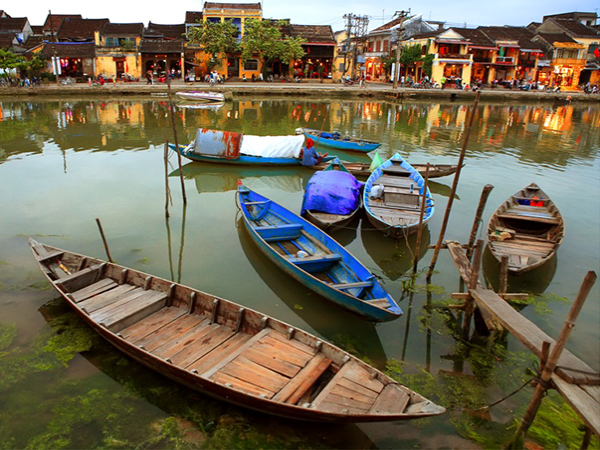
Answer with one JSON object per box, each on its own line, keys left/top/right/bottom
{"left": 301, "top": 171, "right": 362, "bottom": 215}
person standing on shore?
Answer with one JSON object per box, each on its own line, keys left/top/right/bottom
{"left": 441, "top": 76, "right": 446, "bottom": 90}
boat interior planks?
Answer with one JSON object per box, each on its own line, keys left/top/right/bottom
{"left": 29, "top": 238, "right": 444, "bottom": 422}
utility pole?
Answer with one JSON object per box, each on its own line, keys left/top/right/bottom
{"left": 342, "top": 13, "right": 369, "bottom": 79}
{"left": 343, "top": 14, "right": 353, "bottom": 77}
{"left": 49, "top": 10, "right": 60, "bottom": 86}
{"left": 392, "top": 10, "right": 409, "bottom": 89}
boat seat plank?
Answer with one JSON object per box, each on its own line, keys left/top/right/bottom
{"left": 368, "top": 384, "right": 411, "bottom": 414}
{"left": 287, "top": 253, "right": 342, "bottom": 266}
{"left": 364, "top": 298, "right": 391, "bottom": 309}
{"left": 80, "top": 285, "right": 139, "bottom": 314}
{"left": 119, "top": 307, "right": 187, "bottom": 341}
{"left": 218, "top": 355, "right": 290, "bottom": 392}
{"left": 134, "top": 315, "right": 207, "bottom": 351}
{"left": 330, "top": 280, "right": 374, "bottom": 290}
{"left": 343, "top": 363, "right": 385, "bottom": 394}
{"left": 101, "top": 291, "right": 168, "bottom": 332}
{"left": 273, "top": 354, "right": 332, "bottom": 404}
{"left": 71, "top": 278, "right": 119, "bottom": 303}
{"left": 377, "top": 175, "right": 416, "bottom": 187}
{"left": 255, "top": 223, "right": 303, "bottom": 242}
{"left": 498, "top": 211, "right": 559, "bottom": 224}
{"left": 333, "top": 381, "right": 379, "bottom": 402}
{"left": 170, "top": 326, "right": 235, "bottom": 367}
{"left": 57, "top": 264, "right": 104, "bottom": 293}
{"left": 153, "top": 319, "right": 215, "bottom": 359}
{"left": 322, "top": 392, "right": 372, "bottom": 412}
{"left": 211, "top": 371, "right": 276, "bottom": 399}
{"left": 36, "top": 250, "right": 65, "bottom": 263}
{"left": 266, "top": 331, "right": 314, "bottom": 356}
{"left": 186, "top": 332, "right": 252, "bottom": 373}
{"left": 243, "top": 346, "right": 303, "bottom": 378}
{"left": 89, "top": 288, "right": 148, "bottom": 322}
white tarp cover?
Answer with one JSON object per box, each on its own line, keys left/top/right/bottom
{"left": 240, "top": 135, "right": 305, "bottom": 158}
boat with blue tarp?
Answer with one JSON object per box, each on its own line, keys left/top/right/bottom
{"left": 237, "top": 184, "right": 402, "bottom": 322}
{"left": 298, "top": 128, "right": 381, "bottom": 153}
{"left": 363, "top": 153, "right": 434, "bottom": 239}
{"left": 171, "top": 129, "right": 333, "bottom": 166}
{"left": 301, "top": 158, "right": 363, "bottom": 232}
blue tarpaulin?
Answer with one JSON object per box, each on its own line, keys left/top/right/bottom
{"left": 301, "top": 171, "right": 362, "bottom": 215}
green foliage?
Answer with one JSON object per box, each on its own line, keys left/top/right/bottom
{"left": 400, "top": 44, "right": 423, "bottom": 66}
{"left": 240, "top": 19, "right": 305, "bottom": 75}
{"left": 43, "top": 313, "right": 97, "bottom": 366}
{"left": 422, "top": 54, "right": 434, "bottom": 77}
{"left": 186, "top": 20, "right": 240, "bottom": 72}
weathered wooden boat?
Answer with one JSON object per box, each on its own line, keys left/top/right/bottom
{"left": 299, "top": 128, "right": 381, "bottom": 153}
{"left": 175, "top": 91, "right": 225, "bottom": 102}
{"left": 29, "top": 238, "right": 444, "bottom": 422}
{"left": 486, "top": 183, "right": 565, "bottom": 274}
{"left": 301, "top": 158, "right": 362, "bottom": 232}
{"left": 237, "top": 184, "right": 402, "bottom": 322}
{"left": 170, "top": 128, "right": 333, "bottom": 166}
{"left": 314, "top": 161, "right": 460, "bottom": 179}
{"left": 363, "top": 153, "right": 434, "bottom": 239}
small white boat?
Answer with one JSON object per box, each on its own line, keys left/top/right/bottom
{"left": 176, "top": 91, "right": 225, "bottom": 103}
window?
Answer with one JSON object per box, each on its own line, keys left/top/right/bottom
{"left": 105, "top": 37, "right": 118, "bottom": 47}
{"left": 244, "top": 59, "right": 258, "bottom": 71}
{"left": 383, "top": 40, "right": 389, "bottom": 52}
{"left": 374, "top": 41, "right": 381, "bottom": 52}
{"left": 338, "top": 62, "right": 345, "bottom": 72}
{"left": 207, "top": 17, "right": 221, "bottom": 24}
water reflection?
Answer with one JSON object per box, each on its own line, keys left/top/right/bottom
{"left": 236, "top": 217, "right": 388, "bottom": 368}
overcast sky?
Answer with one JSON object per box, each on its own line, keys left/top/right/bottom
{"left": 6, "top": 0, "right": 600, "bottom": 31}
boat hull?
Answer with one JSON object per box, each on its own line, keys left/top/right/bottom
{"left": 29, "top": 239, "right": 444, "bottom": 422}
{"left": 302, "top": 128, "right": 381, "bottom": 153}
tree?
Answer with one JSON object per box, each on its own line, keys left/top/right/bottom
{"left": 0, "top": 49, "right": 27, "bottom": 79}
{"left": 187, "top": 20, "right": 240, "bottom": 73}
{"left": 240, "top": 19, "right": 305, "bottom": 78}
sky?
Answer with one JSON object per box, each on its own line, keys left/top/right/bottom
{"left": 5, "top": 0, "right": 599, "bottom": 31}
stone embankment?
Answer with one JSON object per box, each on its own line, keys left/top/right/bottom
{"left": 1, "top": 80, "right": 598, "bottom": 103}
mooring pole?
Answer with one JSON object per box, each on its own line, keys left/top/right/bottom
{"left": 462, "top": 239, "right": 484, "bottom": 338}
{"left": 427, "top": 90, "right": 480, "bottom": 281}
{"left": 166, "top": 78, "right": 187, "bottom": 204}
{"left": 95, "top": 217, "right": 113, "bottom": 263}
{"left": 509, "top": 271, "right": 597, "bottom": 448}
{"left": 164, "top": 135, "right": 170, "bottom": 218}
{"left": 466, "top": 184, "right": 494, "bottom": 260}
{"left": 413, "top": 163, "right": 430, "bottom": 272}
{"left": 499, "top": 255, "right": 509, "bottom": 295}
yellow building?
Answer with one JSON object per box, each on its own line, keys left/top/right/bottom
{"left": 95, "top": 23, "right": 144, "bottom": 79}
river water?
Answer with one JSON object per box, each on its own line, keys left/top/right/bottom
{"left": 0, "top": 96, "right": 598, "bottom": 448}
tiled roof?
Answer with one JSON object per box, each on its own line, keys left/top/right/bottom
{"left": 139, "top": 38, "right": 184, "bottom": 53}
{"left": 145, "top": 23, "right": 186, "bottom": 39}
{"left": 407, "top": 30, "right": 443, "bottom": 40}
{"left": 289, "top": 24, "right": 335, "bottom": 44}
{"left": 39, "top": 42, "right": 96, "bottom": 58}
{"left": 554, "top": 19, "right": 599, "bottom": 38}
{"left": 57, "top": 18, "right": 109, "bottom": 40}
{"left": 185, "top": 11, "right": 203, "bottom": 23}
{"left": 103, "top": 23, "right": 144, "bottom": 36}
{"left": 478, "top": 26, "right": 544, "bottom": 50}
{"left": 31, "top": 25, "right": 44, "bottom": 35}
{"left": 0, "top": 17, "right": 28, "bottom": 33}
{"left": 23, "top": 35, "right": 45, "bottom": 50}
{"left": 0, "top": 34, "right": 15, "bottom": 49}
{"left": 536, "top": 33, "right": 578, "bottom": 44}
{"left": 451, "top": 27, "right": 495, "bottom": 47}
{"left": 43, "top": 14, "right": 81, "bottom": 33}
{"left": 0, "top": 11, "right": 11, "bottom": 18}
{"left": 203, "top": 2, "right": 261, "bottom": 11}
{"left": 371, "top": 16, "right": 405, "bottom": 32}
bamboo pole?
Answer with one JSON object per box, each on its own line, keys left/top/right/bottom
{"left": 166, "top": 78, "right": 187, "bottom": 204}
{"left": 95, "top": 218, "right": 113, "bottom": 263}
{"left": 499, "top": 255, "right": 509, "bottom": 295}
{"left": 509, "top": 271, "right": 597, "bottom": 448}
{"left": 427, "top": 90, "right": 480, "bottom": 281}
{"left": 413, "top": 163, "right": 430, "bottom": 272}
{"left": 164, "top": 135, "right": 170, "bottom": 218}
{"left": 466, "top": 184, "right": 494, "bottom": 259}
{"left": 469, "top": 239, "right": 484, "bottom": 290}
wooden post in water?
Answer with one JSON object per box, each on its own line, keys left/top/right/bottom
{"left": 509, "top": 271, "right": 597, "bottom": 448}
{"left": 462, "top": 239, "right": 483, "bottom": 338}
{"left": 413, "top": 163, "right": 430, "bottom": 272}
{"left": 166, "top": 78, "right": 187, "bottom": 204}
{"left": 499, "top": 255, "right": 509, "bottom": 295}
{"left": 466, "top": 184, "right": 494, "bottom": 260}
{"left": 427, "top": 90, "right": 480, "bottom": 281}
{"left": 95, "top": 218, "right": 113, "bottom": 263}
{"left": 164, "top": 138, "right": 170, "bottom": 218}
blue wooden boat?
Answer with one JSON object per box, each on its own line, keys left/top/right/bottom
{"left": 301, "top": 158, "right": 362, "bottom": 232}
{"left": 299, "top": 128, "right": 381, "bottom": 153}
{"left": 171, "top": 128, "right": 333, "bottom": 166}
{"left": 237, "top": 184, "right": 402, "bottom": 322}
{"left": 363, "top": 153, "right": 434, "bottom": 239}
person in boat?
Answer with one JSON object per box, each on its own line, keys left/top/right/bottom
{"left": 301, "top": 138, "right": 328, "bottom": 166}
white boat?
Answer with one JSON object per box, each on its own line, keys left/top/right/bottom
{"left": 176, "top": 91, "right": 225, "bottom": 103}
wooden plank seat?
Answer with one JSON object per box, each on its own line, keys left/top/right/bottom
{"left": 288, "top": 253, "right": 342, "bottom": 273}
{"left": 36, "top": 250, "right": 64, "bottom": 263}
{"left": 330, "top": 280, "right": 374, "bottom": 290}
{"left": 255, "top": 223, "right": 303, "bottom": 242}
{"left": 92, "top": 290, "right": 168, "bottom": 332}
{"left": 79, "top": 284, "right": 139, "bottom": 314}
{"left": 56, "top": 264, "right": 105, "bottom": 293}
{"left": 382, "top": 165, "right": 411, "bottom": 176}
{"left": 365, "top": 298, "right": 391, "bottom": 308}
{"left": 70, "top": 278, "right": 119, "bottom": 303}
{"left": 377, "top": 175, "right": 417, "bottom": 187}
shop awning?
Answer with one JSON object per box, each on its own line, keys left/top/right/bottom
{"left": 185, "top": 60, "right": 202, "bottom": 67}
{"left": 438, "top": 59, "right": 472, "bottom": 64}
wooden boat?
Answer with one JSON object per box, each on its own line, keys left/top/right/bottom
{"left": 363, "top": 153, "right": 434, "bottom": 239}
{"left": 314, "top": 161, "right": 460, "bottom": 179}
{"left": 486, "top": 183, "right": 564, "bottom": 274}
{"left": 299, "top": 128, "right": 381, "bottom": 153}
{"left": 29, "top": 238, "right": 444, "bottom": 422}
{"left": 176, "top": 91, "right": 225, "bottom": 102}
{"left": 170, "top": 128, "right": 333, "bottom": 166}
{"left": 301, "top": 158, "right": 362, "bottom": 232}
{"left": 237, "top": 184, "right": 402, "bottom": 322}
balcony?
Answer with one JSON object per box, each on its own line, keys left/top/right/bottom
{"left": 553, "top": 57, "right": 586, "bottom": 66}
{"left": 495, "top": 56, "right": 514, "bottom": 64}
{"left": 472, "top": 56, "right": 493, "bottom": 63}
